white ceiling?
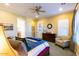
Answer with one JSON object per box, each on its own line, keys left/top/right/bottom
{"left": 0, "top": 3, "right": 76, "bottom": 18}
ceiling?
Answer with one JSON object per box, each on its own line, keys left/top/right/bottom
{"left": 0, "top": 3, "right": 76, "bottom": 18}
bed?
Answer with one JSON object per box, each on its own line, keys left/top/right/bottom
{"left": 0, "top": 24, "right": 49, "bottom": 56}
{"left": 26, "top": 37, "right": 50, "bottom": 56}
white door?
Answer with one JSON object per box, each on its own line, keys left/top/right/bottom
{"left": 25, "top": 20, "right": 32, "bottom": 37}
{"left": 36, "top": 21, "right": 43, "bottom": 38}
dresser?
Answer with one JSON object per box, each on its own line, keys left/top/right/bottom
{"left": 42, "top": 33, "right": 56, "bottom": 43}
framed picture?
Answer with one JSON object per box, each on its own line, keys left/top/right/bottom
{"left": 3, "top": 23, "right": 13, "bottom": 31}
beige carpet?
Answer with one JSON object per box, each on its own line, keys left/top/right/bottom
{"left": 48, "top": 42, "right": 75, "bottom": 56}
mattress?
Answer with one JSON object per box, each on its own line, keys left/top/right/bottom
{"left": 26, "top": 37, "right": 49, "bottom": 56}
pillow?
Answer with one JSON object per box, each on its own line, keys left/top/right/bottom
{"left": 8, "top": 39, "right": 28, "bottom": 56}
{"left": 8, "top": 39, "right": 21, "bottom": 50}
{"left": 16, "top": 41, "right": 28, "bottom": 56}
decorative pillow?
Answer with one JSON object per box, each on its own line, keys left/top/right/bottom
{"left": 8, "top": 39, "right": 21, "bottom": 50}
{"left": 8, "top": 39, "right": 28, "bottom": 56}
{"left": 16, "top": 41, "right": 28, "bottom": 56}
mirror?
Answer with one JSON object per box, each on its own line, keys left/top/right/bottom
{"left": 47, "top": 24, "right": 52, "bottom": 29}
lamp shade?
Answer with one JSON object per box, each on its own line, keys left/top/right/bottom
{"left": 0, "top": 24, "right": 18, "bottom": 56}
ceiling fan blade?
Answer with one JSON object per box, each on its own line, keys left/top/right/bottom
{"left": 30, "top": 5, "right": 46, "bottom": 15}
{"left": 31, "top": 11, "right": 36, "bottom": 13}
{"left": 39, "top": 10, "right": 46, "bottom": 12}
{"left": 36, "top": 11, "right": 40, "bottom": 15}
{"left": 38, "top": 6, "right": 42, "bottom": 9}
{"left": 29, "top": 8, "right": 35, "bottom": 11}
{"left": 35, "top": 6, "right": 38, "bottom": 9}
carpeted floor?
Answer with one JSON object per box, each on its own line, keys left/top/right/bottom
{"left": 48, "top": 42, "right": 76, "bottom": 56}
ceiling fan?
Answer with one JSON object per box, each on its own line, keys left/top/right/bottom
{"left": 30, "top": 6, "right": 46, "bottom": 15}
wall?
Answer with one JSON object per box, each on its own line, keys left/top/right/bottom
{"left": 0, "top": 10, "right": 26, "bottom": 39}
{"left": 0, "top": 9, "right": 74, "bottom": 41}
{"left": 36, "top": 11, "right": 74, "bottom": 40}
{"left": 0, "top": 9, "right": 35, "bottom": 39}
{"left": 48, "top": 11, "right": 74, "bottom": 40}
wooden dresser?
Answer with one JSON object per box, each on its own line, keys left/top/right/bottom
{"left": 42, "top": 33, "right": 56, "bottom": 43}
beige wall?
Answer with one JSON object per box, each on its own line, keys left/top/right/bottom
{"left": 0, "top": 9, "right": 73, "bottom": 41}
{"left": 50, "top": 11, "right": 73, "bottom": 40}
{"left": 0, "top": 9, "right": 35, "bottom": 38}
{"left": 36, "top": 11, "right": 74, "bottom": 40}
{"left": 0, "top": 10, "right": 26, "bottom": 39}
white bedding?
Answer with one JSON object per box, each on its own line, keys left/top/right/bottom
{"left": 28, "top": 42, "right": 49, "bottom": 56}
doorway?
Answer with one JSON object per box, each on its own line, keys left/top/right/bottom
{"left": 17, "top": 17, "right": 26, "bottom": 38}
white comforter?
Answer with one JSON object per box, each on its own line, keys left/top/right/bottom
{"left": 28, "top": 42, "right": 49, "bottom": 56}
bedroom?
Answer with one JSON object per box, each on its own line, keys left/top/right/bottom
{"left": 0, "top": 3, "right": 79, "bottom": 56}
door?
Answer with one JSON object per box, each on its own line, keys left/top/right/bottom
{"left": 36, "top": 21, "right": 43, "bottom": 38}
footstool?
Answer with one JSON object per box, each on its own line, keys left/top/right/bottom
{"left": 55, "top": 38, "right": 70, "bottom": 48}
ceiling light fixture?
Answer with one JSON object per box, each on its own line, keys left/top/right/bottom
{"left": 5, "top": 3, "right": 9, "bottom": 5}
{"left": 59, "top": 7, "right": 63, "bottom": 11}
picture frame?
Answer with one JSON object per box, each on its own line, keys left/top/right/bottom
{"left": 3, "top": 23, "right": 13, "bottom": 31}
